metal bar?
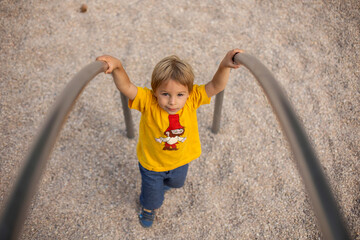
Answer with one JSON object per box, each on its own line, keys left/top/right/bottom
{"left": 0, "top": 54, "right": 351, "bottom": 239}
{"left": 0, "top": 61, "right": 108, "bottom": 240}
{"left": 211, "top": 90, "right": 224, "bottom": 133}
{"left": 230, "top": 52, "right": 350, "bottom": 240}
{"left": 120, "top": 92, "right": 135, "bottom": 139}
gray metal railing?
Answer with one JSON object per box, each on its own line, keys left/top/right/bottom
{"left": 0, "top": 61, "right": 134, "bottom": 240}
{"left": 212, "top": 52, "right": 350, "bottom": 240}
{"left": 0, "top": 53, "right": 351, "bottom": 239}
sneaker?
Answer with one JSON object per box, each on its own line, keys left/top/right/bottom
{"left": 139, "top": 207, "right": 155, "bottom": 228}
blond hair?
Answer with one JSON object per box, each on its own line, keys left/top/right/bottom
{"left": 151, "top": 55, "right": 194, "bottom": 93}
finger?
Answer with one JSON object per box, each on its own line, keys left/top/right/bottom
{"left": 233, "top": 48, "right": 244, "bottom": 54}
{"left": 96, "top": 56, "right": 106, "bottom": 61}
{"left": 232, "top": 49, "right": 244, "bottom": 66}
{"left": 231, "top": 49, "right": 244, "bottom": 60}
{"left": 105, "top": 64, "right": 113, "bottom": 74}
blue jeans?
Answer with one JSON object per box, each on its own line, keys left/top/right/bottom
{"left": 139, "top": 163, "right": 189, "bottom": 210}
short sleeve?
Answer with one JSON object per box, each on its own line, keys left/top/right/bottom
{"left": 128, "top": 87, "right": 153, "bottom": 113}
{"left": 186, "top": 84, "right": 211, "bottom": 110}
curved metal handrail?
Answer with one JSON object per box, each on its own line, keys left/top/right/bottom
{"left": 0, "top": 61, "right": 134, "bottom": 240}
{"left": 1, "top": 54, "right": 351, "bottom": 239}
{"left": 212, "top": 53, "right": 350, "bottom": 240}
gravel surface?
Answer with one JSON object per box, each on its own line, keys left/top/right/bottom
{"left": 1, "top": 0, "right": 359, "bottom": 239}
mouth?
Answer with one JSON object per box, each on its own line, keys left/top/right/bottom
{"left": 167, "top": 107, "right": 178, "bottom": 113}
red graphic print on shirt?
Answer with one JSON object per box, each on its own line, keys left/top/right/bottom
{"left": 155, "top": 114, "right": 187, "bottom": 150}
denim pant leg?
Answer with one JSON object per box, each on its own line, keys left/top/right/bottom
{"left": 164, "top": 164, "right": 189, "bottom": 188}
{"left": 139, "top": 164, "right": 165, "bottom": 210}
{"left": 139, "top": 163, "right": 189, "bottom": 210}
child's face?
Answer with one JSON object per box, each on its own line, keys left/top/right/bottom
{"left": 154, "top": 79, "right": 189, "bottom": 115}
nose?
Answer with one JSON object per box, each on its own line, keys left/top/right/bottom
{"left": 169, "top": 96, "right": 176, "bottom": 105}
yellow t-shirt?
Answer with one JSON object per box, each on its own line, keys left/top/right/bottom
{"left": 129, "top": 84, "right": 211, "bottom": 172}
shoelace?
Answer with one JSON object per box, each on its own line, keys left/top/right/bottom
{"left": 140, "top": 209, "right": 155, "bottom": 221}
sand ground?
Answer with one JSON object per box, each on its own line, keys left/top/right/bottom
{"left": 1, "top": 0, "right": 359, "bottom": 239}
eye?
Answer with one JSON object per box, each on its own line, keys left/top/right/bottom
{"left": 161, "top": 93, "right": 169, "bottom": 96}
{"left": 178, "top": 93, "right": 184, "bottom": 97}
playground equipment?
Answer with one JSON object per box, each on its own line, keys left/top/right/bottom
{"left": 0, "top": 53, "right": 350, "bottom": 239}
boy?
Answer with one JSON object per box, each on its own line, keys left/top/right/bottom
{"left": 96, "top": 49, "right": 243, "bottom": 227}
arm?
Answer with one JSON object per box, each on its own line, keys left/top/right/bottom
{"left": 155, "top": 137, "right": 170, "bottom": 143}
{"left": 205, "top": 49, "right": 243, "bottom": 98}
{"left": 96, "top": 55, "right": 138, "bottom": 100}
